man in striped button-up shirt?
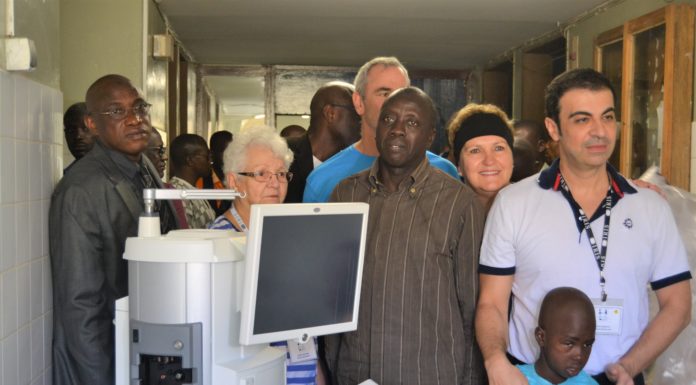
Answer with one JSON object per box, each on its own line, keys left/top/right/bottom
{"left": 325, "top": 87, "right": 486, "bottom": 385}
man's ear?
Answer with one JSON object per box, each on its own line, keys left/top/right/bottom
{"left": 534, "top": 326, "right": 546, "bottom": 347}
{"left": 323, "top": 104, "right": 335, "bottom": 123}
{"left": 352, "top": 91, "right": 365, "bottom": 117}
{"left": 544, "top": 117, "right": 561, "bottom": 142}
{"left": 85, "top": 114, "right": 99, "bottom": 136}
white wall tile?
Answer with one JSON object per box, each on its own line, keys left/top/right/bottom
{"left": 18, "top": 326, "right": 30, "bottom": 385}
{"left": 14, "top": 76, "right": 29, "bottom": 141}
{"left": 2, "top": 332, "right": 18, "bottom": 385}
{"left": 52, "top": 92, "right": 63, "bottom": 146}
{"left": 42, "top": 258, "right": 51, "bottom": 314}
{"left": 41, "top": 200, "right": 49, "bottom": 259}
{"left": 42, "top": 312, "right": 52, "bottom": 371}
{"left": 43, "top": 368, "right": 51, "bottom": 385}
{"left": 30, "top": 260, "right": 42, "bottom": 320}
{"left": 17, "top": 264, "right": 30, "bottom": 327}
{"left": 0, "top": 73, "right": 15, "bottom": 138}
{"left": 16, "top": 202, "right": 30, "bottom": 265}
{"left": 30, "top": 318, "right": 44, "bottom": 381}
{"left": 0, "top": 140, "right": 15, "bottom": 203}
{"left": 1, "top": 73, "right": 60, "bottom": 385}
{"left": 29, "top": 202, "right": 42, "bottom": 261}
{"left": 15, "top": 140, "right": 29, "bottom": 201}
{"left": 27, "top": 80, "right": 41, "bottom": 143}
{"left": 0, "top": 205, "right": 16, "bottom": 272}
{"left": 29, "top": 142, "right": 41, "bottom": 202}
{"left": 0, "top": 272, "right": 3, "bottom": 341}
{"left": 2, "top": 270, "right": 17, "bottom": 338}
{"left": 0, "top": 335, "right": 3, "bottom": 385}
{"left": 40, "top": 144, "right": 51, "bottom": 200}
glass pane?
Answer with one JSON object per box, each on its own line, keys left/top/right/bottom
{"left": 630, "top": 24, "right": 665, "bottom": 178}
{"left": 600, "top": 40, "right": 623, "bottom": 169}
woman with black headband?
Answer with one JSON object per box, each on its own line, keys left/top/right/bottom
{"left": 447, "top": 103, "right": 514, "bottom": 211}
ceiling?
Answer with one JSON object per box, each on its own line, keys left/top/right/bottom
{"left": 155, "top": 0, "right": 610, "bottom": 122}
{"left": 156, "top": 0, "right": 610, "bottom": 70}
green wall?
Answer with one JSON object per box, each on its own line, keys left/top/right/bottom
{"left": 60, "top": 0, "right": 144, "bottom": 109}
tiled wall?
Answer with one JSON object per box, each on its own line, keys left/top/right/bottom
{"left": 0, "top": 70, "right": 63, "bottom": 385}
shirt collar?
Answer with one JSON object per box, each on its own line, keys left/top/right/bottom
{"left": 537, "top": 158, "right": 637, "bottom": 197}
{"left": 368, "top": 156, "right": 431, "bottom": 197}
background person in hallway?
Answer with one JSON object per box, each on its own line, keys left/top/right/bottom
{"left": 325, "top": 87, "right": 485, "bottom": 385}
{"left": 302, "top": 56, "right": 459, "bottom": 203}
{"left": 476, "top": 68, "right": 691, "bottom": 385}
{"left": 144, "top": 127, "right": 167, "bottom": 178}
{"left": 513, "top": 119, "right": 553, "bottom": 171}
{"left": 169, "top": 133, "right": 217, "bottom": 229}
{"left": 280, "top": 124, "right": 307, "bottom": 139}
{"left": 50, "top": 74, "right": 178, "bottom": 385}
{"left": 448, "top": 103, "right": 514, "bottom": 212}
{"left": 63, "top": 101, "right": 96, "bottom": 173}
{"left": 284, "top": 81, "right": 361, "bottom": 202}
{"left": 197, "top": 130, "right": 233, "bottom": 216}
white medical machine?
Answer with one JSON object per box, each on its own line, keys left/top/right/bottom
{"left": 117, "top": 188, "right": 368, "bottom": 385}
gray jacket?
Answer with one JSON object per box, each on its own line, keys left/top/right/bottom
{"left": 49, "top": 141, "right": 177, "bottom": 385}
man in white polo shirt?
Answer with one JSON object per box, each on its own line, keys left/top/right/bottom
{"left": 475, "top": 68, "right": 692, "bottom": 385}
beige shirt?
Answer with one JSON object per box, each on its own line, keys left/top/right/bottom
{"left": 326, "top": 157, "right": 486, "bottom": 385}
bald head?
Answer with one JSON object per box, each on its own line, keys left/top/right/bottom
{"left": 306, "top": 81, "right": 361, "bottom": 159}
{"left": 309, "top": 81, "right": 355, "bottom": 120}
{"left": 85, "top": 74, "right": 138, "bottom": 113}
{"left": 538, "top": 287, "right": 595, "bottom": 331}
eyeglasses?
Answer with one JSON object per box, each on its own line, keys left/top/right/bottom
{"left": 237, "top": 171, "right": 293, "bottom": 183}
{"left": 96, "top": 102, "right": 152, "bottom": 121}
{"left": 147, "top": 145, "right": 166, "bottom": 157}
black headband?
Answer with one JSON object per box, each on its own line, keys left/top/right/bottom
{"left": 453, "top": 113, "right": 514, "bottom": 163}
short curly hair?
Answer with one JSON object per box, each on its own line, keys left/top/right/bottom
{"left": 223, "top": 125, "right": 294, "bottom": 177}
{"left": 447, "top": 103, "right": 513, "bottom": 164}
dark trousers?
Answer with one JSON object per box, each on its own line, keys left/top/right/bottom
{"left": 507, "top": 353, "right": 645, "bottom": 385}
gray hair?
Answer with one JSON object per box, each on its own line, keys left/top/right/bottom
{"left": 354, "top": 56, "right": 410, "bottom": 98}
{"left": 223, "top": 125, "right": 294, "bottom": 176}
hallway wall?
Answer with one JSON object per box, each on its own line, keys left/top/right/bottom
{"left": 0, "top": 70, "right": 62, "bottom": 385}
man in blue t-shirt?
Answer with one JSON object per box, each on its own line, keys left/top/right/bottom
{"left": 303, "top": 56, "right": 458, "bottom": 203}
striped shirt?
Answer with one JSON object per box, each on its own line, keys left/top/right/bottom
{"left": 325, "top": 157, "right": 486, "bottom": 385}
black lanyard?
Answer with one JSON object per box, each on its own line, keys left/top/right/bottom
{"left": 560, "top": 174, "right": 612, "bottom": 302}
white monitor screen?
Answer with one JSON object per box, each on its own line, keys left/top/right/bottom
{"left": 239, "top": 202, "right": 369, "bottom": 345}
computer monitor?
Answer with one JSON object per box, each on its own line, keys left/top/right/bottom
{"left": 239, "top": 202, "right": 369, "bottom": 345}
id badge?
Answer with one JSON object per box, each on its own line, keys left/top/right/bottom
{"left": 287, "top": 338, "right": 317, "bottom": 363}
{"left": 592, "top": 298, "right": 623, "bottom": 335}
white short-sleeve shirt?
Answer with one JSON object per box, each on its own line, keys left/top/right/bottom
{"left": 479, "top": 162, "right": 692, "bottom": 375}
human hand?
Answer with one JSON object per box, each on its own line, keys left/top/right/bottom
{"left": 632, "top": 179, "right": 666, "bottom": 198}
{"left": 484, "top": 355, "right": 529, "bottom": 385}
{"left": 605, "top": 362, "right": 634, "bottom": 385}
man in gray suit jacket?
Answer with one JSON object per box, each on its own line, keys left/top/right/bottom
{"left": 49, "top": 74, "right": 177, "bottom": 385}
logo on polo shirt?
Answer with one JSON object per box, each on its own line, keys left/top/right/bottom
{"left": 623, "top": 218, "right": 633, "bottom": 229}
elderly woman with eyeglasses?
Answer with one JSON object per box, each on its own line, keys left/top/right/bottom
{"left": 209, "top": 125, "right": 294, "bottom": 231}
{"left": 209, "top": 125, "right": 330, "bottom": 385}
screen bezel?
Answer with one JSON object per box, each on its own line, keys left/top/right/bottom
{"left": 239, "top": 202, "right": 369, "bottom": 346}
